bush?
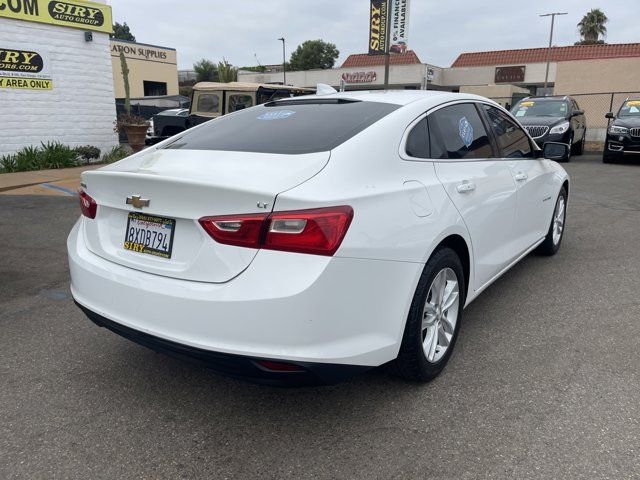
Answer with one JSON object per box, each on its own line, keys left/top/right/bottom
{"left": 0, "top": 142, "right": 79, "bottom": 173}
{"left": 74, "top": 145, "right": 101, "bottom": 163}
{"left": 101, "top": 145, "right": 129, "bottom": 164}
{"left": 39, "top": 141, "right": 79, "bottom": 169}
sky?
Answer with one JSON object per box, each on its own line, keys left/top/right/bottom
{"left": 108, "top": 1, "right": 640, "bottom": 70}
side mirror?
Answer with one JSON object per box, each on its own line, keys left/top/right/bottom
{"left": 571, "top": 110, "right": 584, "bottom": 117}
{"left": 543, "top": 142, "right": 570, "bottom": 161}
{"left": 605, "top": 112, "right": 615, "bottom": 119}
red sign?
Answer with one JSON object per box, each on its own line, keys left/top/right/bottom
{"left": 341, "top": 71, "right": 377, "bottom": 84}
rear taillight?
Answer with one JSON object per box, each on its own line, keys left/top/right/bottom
{"left": 198, "top": 213, "right": 267, "bottom": 249}
{"left": 264, "top": 206, "right": 353, "bottom": 256}
{"left": 78, "top": 189, "right": 97, "bottom": 219}
{"left": 199, "top": 206, "right": 353, "bottom": 256}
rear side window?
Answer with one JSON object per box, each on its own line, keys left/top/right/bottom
{"left": 197, "top": 94, "right": 219, "bottom": 113}
{"left": 405, "top": 117, "right": 430, "bottom": 158}
{"left": 166, "top": 100, "right": 400, "bottom": 154}
{"left": 428, "top": 103, "right": 493, "bottom": 159}
{"left": 228, "top": 94, "right": 254, "bottom": 112}
{"left": 482, "top": 105, "right": 533, "bottom": 158}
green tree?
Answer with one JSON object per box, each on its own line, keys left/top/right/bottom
{"left": 111, "top": 22, "right": 135, "bottom": 41}
{"left": 217, "top": 58, "right": 238, "bottom": 83}
{"left": 288, "top": 40, "right": 339, "bottom": 71}
{"left": 576, "top": 9, "right": 608, "bottom": 45}
{"left": 193, "top": 59, "right": 217, "bottom": 82}
{"left": 240, "top": 65, "right": 267, "bottom": 73}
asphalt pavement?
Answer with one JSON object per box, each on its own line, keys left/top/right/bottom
{"left": 1, "top": 154, "right": 639, "bottom": 479}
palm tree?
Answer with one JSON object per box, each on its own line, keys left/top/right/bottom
{"left": 576, "top": 9, "right": 608, "bottom": 45}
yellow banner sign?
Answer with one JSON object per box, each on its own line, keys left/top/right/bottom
{"left": 0, "top": 76, "right": 52, "bottom": 89}
{"left": 0, "top": 0, "right": 112, "bottom": 33}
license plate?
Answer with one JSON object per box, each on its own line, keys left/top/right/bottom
{"left": 123, "top": 212, "right": 175, "bottom": 259}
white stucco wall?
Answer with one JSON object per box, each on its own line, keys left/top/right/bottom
{"left": 0, "top": 15, "right": 118, "bottom": 156}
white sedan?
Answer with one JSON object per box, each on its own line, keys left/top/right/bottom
{"left": 68, "top": 90, "right": 569, "bottom": 386}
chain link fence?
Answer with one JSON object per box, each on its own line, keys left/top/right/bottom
{"left": 485, "top": 92, "right": 640, "bottom": 146}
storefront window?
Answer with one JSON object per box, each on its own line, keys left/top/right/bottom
{"left": 143, "top": 81, "right": 167, "bottom": 96}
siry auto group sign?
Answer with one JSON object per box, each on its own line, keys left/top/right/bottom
{"left": 368, "top": 0, "right": 389, "bottom": 55}
{"left": 0, "top": 44, "right": 52, "bottom": 90}
{"left": 369, "top": 0, "right": 411, "bottom": 55}
{"left": 0, "top": 0, "right": 112, "bottom": 33}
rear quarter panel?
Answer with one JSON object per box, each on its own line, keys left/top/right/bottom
{"left": 272, "top": 104, "right": 473, "bottom": 267}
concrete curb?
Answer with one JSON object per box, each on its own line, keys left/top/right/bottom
{"left": 0, "top": 165, "right": 100, "bottom": 193}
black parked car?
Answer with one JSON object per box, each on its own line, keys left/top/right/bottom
{"left": 511, "top": 96, "right": 587, "bottom": 162}
{"left": 149, "top": 108, "right": 189, "bottom": 143}
{"left": 603, "top": 99, "right": 640, "bottom": 163}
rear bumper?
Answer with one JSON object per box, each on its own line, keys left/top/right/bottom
{"left": 77, "top": 301, "right": 369, "bottom": 386}
{"left": 68, "top": 219, "right": 421, "bottom": 373}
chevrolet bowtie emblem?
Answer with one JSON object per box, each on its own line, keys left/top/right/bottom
{"left": 126, "top": 195, "right": 150, "bottom": 209}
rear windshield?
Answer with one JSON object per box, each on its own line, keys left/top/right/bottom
{"left": 165, "top": 100, "right": 399, "bottom": 154}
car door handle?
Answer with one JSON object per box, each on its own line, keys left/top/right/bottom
{"left": 514, "top": 173, "right": 528, "bottom": 182}
{"left": 456, "top": 181, "right": 476, "bottom": 193}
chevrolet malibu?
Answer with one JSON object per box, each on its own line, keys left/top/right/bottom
{"left": 68, "top": 90, "right": 570, "bottom": 386}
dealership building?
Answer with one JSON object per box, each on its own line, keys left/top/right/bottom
{"left": 0, "top": 0, "right": 119, "bottom": 157}
{"left": 0, "top": 0, "right": 180, "bottom": 157}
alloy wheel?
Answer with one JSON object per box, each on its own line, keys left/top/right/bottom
{"left": 422, "top": 268, "right": 460, "bottom": 363}
{"left": 552, "top": 195, "right": 566, "bottom": 245}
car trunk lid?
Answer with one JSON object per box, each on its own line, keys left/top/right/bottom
{"left": 80, "top": 149, "right": 329, "bottom": 283}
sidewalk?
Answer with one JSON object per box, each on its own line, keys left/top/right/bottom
{"left": 0, "top": 165, "right": 101, "bottom": 196}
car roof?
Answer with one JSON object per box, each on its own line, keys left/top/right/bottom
{"left": 270, "top": 89, "right": 498, "bottom": 107}
{"left": 194, "top": 81, "right": 313, "bottom": 92}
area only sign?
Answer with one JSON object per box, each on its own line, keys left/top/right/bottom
{"left": 0, "top": 44, "right": 52, "bottom": 90}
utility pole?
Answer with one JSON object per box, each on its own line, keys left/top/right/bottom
{"left": 382, "top": 2, "right": 391, "bottom": 89}
{"left": 278, "top": 37, "right": 286, "bottom": 85}
{"left": 540, "top": 12, "right": 567, "bottom": 95}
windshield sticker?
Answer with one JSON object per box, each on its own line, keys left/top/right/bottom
{"left": 459, "top": 117, "right": 474, "bottom": 148}
{"left": 627, "top": 100, "right": 640, "bottom": 107}
{"left": 515, "top": 110, "right": 526, "bottom": 117}
{"left": 257, "top": 110, "right": 296, "bottom": 121}
{"left": 520, "top": 101, "right": 535, "bottom": 107}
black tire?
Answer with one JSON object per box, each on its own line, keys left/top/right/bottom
{"left": 560, "top": 134, "right": 573, "bottom": 163}
{"left": 391, "top": 247, "right": 466, "bottom": 382}
{"left": 602, "top": 146, "right": 617, "bottom": 164}
{"left": 537, "top": 187, "right": 567, "bottom": 256}
{"left": 573, "top": 132, "right": 585, "bottom": 155}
